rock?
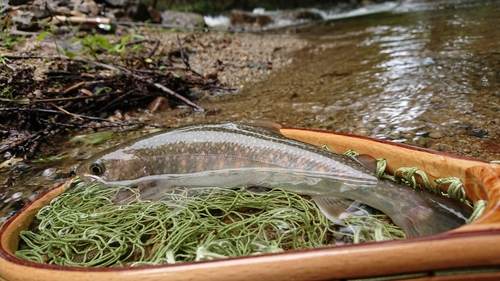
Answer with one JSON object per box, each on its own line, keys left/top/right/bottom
{"left": 160, "top": 10, "right": 206, "bottom": 28}
{"left": 8, "top": 0, "right": 28, "bottom": 5}
{"left": 56, "top": 6, "right": 72, "bottom": 16}
{"left": 25, "top": 3, "right": 51, "bottom": 19}
{"left": 385, "top": 130, "right": 401, "bottom": 140}
{"left": 127, "top": 2, "right": 150, "bottom": 21}
{"left": 428, "top": 132, "right": 445, "bottom": 139}
{"left": 275, "top": 9, "right": 323, "bottom": 22}
{"left": 10, "top": 9, "right": 37, "bottom": 31}
{"left": 467, "top": 128, "right": 488, "bottom": 138}
{"left": 147, "top": 6, "right": 162, "bottom": 23}
{"left": 72, "top": 0, "right": 99, "bottom": 17}
{"left": 230, "top": 9, "right": 272, "bottom": 29}
{"left": 70, "top": 10, "right": 86, "bottom": 17}
{"left": 102, "top": 0, "right": 129, "bottom": 7}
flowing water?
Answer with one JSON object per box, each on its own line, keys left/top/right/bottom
{"left": 1, "top": 0, "right": 499, "bottom": 222}
{"left": 199, "top": 0, "right": 500, "bottom": 159}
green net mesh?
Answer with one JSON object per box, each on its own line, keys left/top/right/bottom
{"left": 15, "top": 179, "right": 405, "bottom": 267}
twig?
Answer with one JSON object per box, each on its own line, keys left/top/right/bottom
{"left": 33, "top": 96, "right": 98, "bottom": 103}
{"left": 74, "top": 57, "right": 126, "bottom": 74}
{"left": 124, "top": 39, "right": 160, "bottom": 58}
{"left": 176, "top": 34, "right": 191, "bottom": 70}
{"left": 51, "top": 103, "right": 84, "bottom": 121}
{"left": 4, "top": 52, "right": 206, "bottom": 111}
{"left": 151, "top": 82, "right": 204, "bottom": 112}
{"left": 63, "top": 81, "right": 86, "bottom": 93}
{"left": 40, "top": 118, "right": 141, "bottom": 128}
{"left": 0, "top": 108, "right": 128, "bottom": 123}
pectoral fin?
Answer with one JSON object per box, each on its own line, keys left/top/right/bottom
{"left": 312, "top": 196, "right": 369, "bottom": 225}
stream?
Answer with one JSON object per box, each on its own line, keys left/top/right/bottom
{"left": 1, "top": 0, "right": 499, "bottom": 223}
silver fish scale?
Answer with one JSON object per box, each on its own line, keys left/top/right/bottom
{"left": 76, "top": 122, "right": 473, "bottom": 238}
{"left": 125, "top": 123, "right": 372, "bottom": 179}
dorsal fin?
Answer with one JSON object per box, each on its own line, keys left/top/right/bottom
{"left": 354, "top": 154, "right": 378, "bottom": 172}
{"left": 236, "top": 120, "right": 283, "bottom": 134}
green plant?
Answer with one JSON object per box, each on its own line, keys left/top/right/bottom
{"left": 0, "top": 22, "right": 25, "bottom": 50}
{"left": 0, "top": 86, "right": 29, "bottom": 105}
{"left": 36, "top": 24, "right": 72, "bottom": 58}
{"left": 78, "top": 34, "right": 111, "bottom": 60}
{"left": 0, "top": 33, "right": 25, "bottom": 50}
{"left": 72, "top": 34, "right": 147, "bottom": 60}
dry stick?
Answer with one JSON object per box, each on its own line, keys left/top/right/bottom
{"left": 51, "top": 103, "right": 84, "bottom": 121}
{"left": 4, "top": 55, "right": 206, "bottom": 111}
{"left": 176, "top": 34, "right": 191, "bottom": 70}
{"left": 63, "top": 80, "right": 110, "bottom": 94}
{"left": 123, "top": 39, "right": 160, "bottom": 58}
{"left": 0, "top": 108, "right": 133, "bottom": 123}
{"left": 78, "top": 58, "right": 205, "bottom": 111}
{"left": 63, "top": 81, "right": 86, "bottom": 93}
{"left": 40, "top": 118, "right": 137, "bottom": 129}
{"left": 33, "top": 96, "right": 98, "bottom": 103}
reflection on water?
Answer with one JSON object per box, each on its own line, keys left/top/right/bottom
{"left": 1, "top": 0, "right": 500, "bottom": 221}
{"left": 201, "top": 0, "right": 499, "bottom": 150}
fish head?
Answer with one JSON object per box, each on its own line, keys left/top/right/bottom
{"left": 76, "top": 148, "right": 151, "bottom": 184}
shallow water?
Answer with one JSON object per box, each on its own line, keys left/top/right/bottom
{"left": 199, "top": 0, "right": 500, "bottom": 160}
{"left": 1, "top": 0, "right": 499, "bottom": 222}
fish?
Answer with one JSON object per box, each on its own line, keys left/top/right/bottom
{"left": 76, "top": 122, "right": 472, "bottom": 238}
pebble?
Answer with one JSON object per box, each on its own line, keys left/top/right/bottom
{"left": 428, "top": 132, "right": 445, "bottom": 139}
{"left": 385, "top": 130, "right": 401, "bottom": 140}
{"left": 467, "top": 128, "right": 488, "bottom": 138}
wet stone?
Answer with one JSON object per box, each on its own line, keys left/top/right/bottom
{"left": 230, "top": 10, "right": 273, "bottom": 29}
{"left": 385, "top": 130, "right": 401, "bottom": 140}
{"left": 56, "top": 6, "right": 72, "bottom": 15}
{"left": 415, "top": 131, "right": 430, "bottom": 137}
{"left": 428, "top": 132, "right": 445, "bottom": 139}
{"left": 467, "top": 128, "right": 488, "bottom": 138}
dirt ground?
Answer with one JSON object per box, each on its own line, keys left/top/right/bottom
{"left": 0, "top": 25, "right": 309, "bottom": 160}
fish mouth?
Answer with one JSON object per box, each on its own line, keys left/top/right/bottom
{"left": 75, "top": 164, "right": 104, "bottom": 183}
{"left": 76, "top": 172, "right": 99, "bottom": 183}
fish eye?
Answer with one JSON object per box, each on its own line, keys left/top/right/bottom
{"left": 90, "top": 161, "right": 105, "bottom": 176}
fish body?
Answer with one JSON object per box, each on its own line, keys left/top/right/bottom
{"left": 76, "top": 122, "right": 472, "bottom": 238}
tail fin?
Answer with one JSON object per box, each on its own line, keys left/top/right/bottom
{"left": 394, "top": 191, "right": 472, "bottom": 238}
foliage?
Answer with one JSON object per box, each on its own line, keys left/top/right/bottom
{"left": 69, "top": 132, "right": 116, "bottom": 146}
{"left": 71, "top": 34, "right": 146, "bottom": 60}
{"left": 0, "top": 31, "right": 24, "bottom": 50}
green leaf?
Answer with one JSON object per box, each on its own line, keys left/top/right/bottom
{"left": 120, "top": 35, "right": 131, "bottom": 45}
{"left": 95, "top": 86, "right": 112, "bottom": 95}
{"left": 93, "top": 35, "right": 111, "bottom": 49}
{"left": 36, "top": 31, "right": 49, "bottom": 43}
{"left": 70, "top": 132, "right": 115, "bottom": 145}
{"left": 132, "top": 34, "right": 146, "bottom": 40}
{"left": 64, "top": 51, "right": 75, "bottom": 58}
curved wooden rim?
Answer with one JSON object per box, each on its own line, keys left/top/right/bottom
{"left": 0, "top": 128, "right": 499, "bottom": 280}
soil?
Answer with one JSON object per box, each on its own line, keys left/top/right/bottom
{"left": 0, "top": 25, "right": 309, "bottom": 160}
